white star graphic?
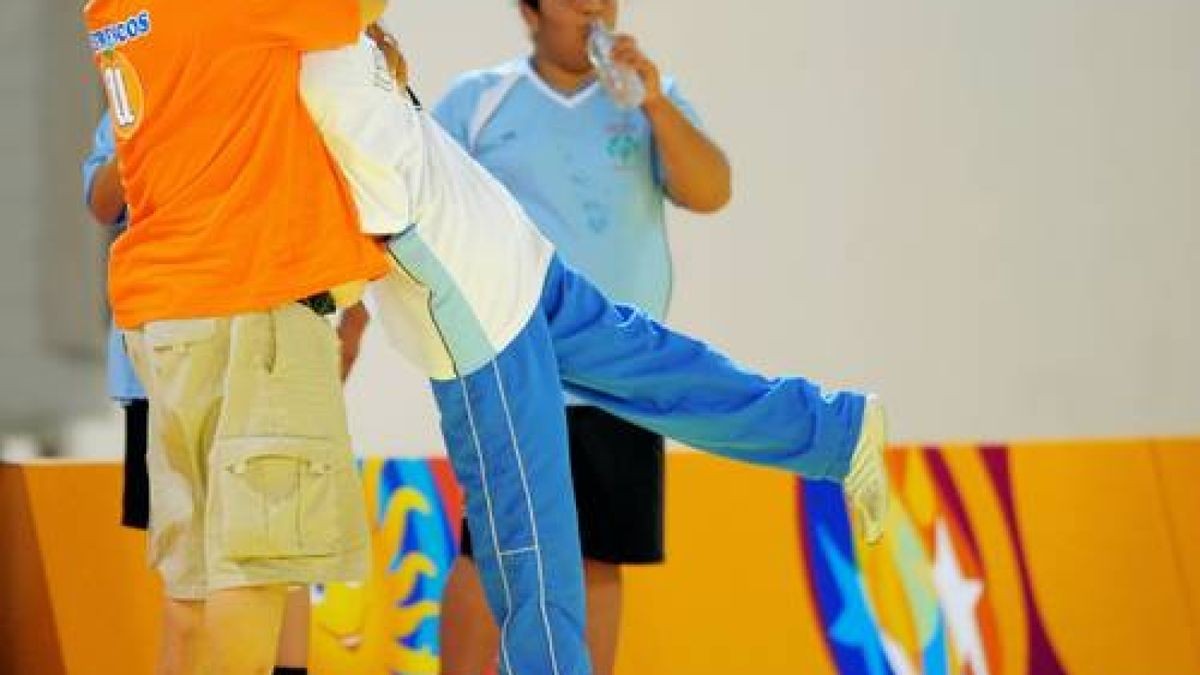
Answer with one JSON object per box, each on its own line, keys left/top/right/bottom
{"left": 931, "top": 520, "right": 989, "bottom": 675}
{"left": 881, "top": 633, "right": 919, "bottom": 675}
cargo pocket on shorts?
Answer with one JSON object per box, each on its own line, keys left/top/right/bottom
{"left": 212, "top": 436, "right": 360, "bottom": 560}
{"left": 145, "top": 318, "right": 219, "bottom": 353}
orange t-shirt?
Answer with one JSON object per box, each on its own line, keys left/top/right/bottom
{"left": 84, "top": 0, "right": 386, "bottom": 328}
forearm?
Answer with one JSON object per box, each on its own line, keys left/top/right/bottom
{"left": 337, "top": 303, "right": 371, "bottom": 380}
{"left": 88, "top": 159, "right": 126, "bottom": 226}
{"left": 339, "top": 303, "right": 370, "bottom": 342}
{"left": 644, "top": 97, "right": 732, "bottom": 214}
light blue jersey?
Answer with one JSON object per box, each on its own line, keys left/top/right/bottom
{"left": 434, "top": 58, "right": 702, "bottom": 320}
{"left": 82, "top": 111, "right": 145, "bottom": 402}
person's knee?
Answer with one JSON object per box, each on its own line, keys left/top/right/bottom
{"left": 583, "top": 558, "right": 622, "bottom": 587}
{"left": 159, "top": 599, "right": 204, "bottom": 675}
{"left": 163, "top": 599, "right": 204, "bottom": 647}
{"left": 205, "top": 585, "right": 291, "bottom": 674}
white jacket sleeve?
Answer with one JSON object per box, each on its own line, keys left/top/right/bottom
{"left": 299, "top": 36, "right": 422, "bottom": 236}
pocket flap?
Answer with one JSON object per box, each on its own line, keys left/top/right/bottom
{"left": 145, "top": 318, "right": 218, "bottom": 349}
{"left": 216, "top": 436, "right": 345, "bottom": 474}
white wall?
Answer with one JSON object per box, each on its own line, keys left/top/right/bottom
{"left": 0, "top": 0, "right": 108, "bottom": 447}
{"left": 47, "top": 1, "right": 1200, "bottom": 459}
{"left": 342, "top": 0, "right": 1200, "bottom": 457}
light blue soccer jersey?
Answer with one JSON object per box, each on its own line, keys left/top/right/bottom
{"left": 434, "top": 58, "right": 703, "bottom": 320}
{"left": 82, "top": 111, "right": 145, "bottom": 402}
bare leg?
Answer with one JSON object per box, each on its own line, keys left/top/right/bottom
{"left": 157, "top": 599, "right": 203, "bottom": 675}
{"left": 274, "top": 587, "right": 312, "bottom": 669}
{"left": 438, "top": 557, "right": 499, "bottom": 675}
{"left": 582, "top": 560, "right": 622, "bottom": 675}
{"left": 204, "top": 585, "right": 290, "bottom": 675}
{"left": 438, "top": 556, "right": 624, "bottom": 675}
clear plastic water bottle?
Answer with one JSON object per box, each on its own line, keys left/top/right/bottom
{"left": 587, "top": 19, "right": 645, "bottom": 109}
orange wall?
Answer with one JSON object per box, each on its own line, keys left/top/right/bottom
{"left": 0, "top": 463, "right": 161, "bottom": 675}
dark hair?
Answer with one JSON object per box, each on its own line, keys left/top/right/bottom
{"left": 521, "top": 0, "right": 539, "bottom": 9}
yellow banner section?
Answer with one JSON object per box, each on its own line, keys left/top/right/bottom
{"left": 3, "top": 440, "right": 1198, "bottom": 674}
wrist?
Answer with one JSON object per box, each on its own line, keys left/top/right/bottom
{"left": 640, "top": 91, "right": 672, "bottom": 116}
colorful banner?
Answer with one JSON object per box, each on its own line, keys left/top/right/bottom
{"left": 795, "top": 442, "right": 1200, "bottom": 675}
{"left": 311, "top": 458, "right": 462, "bottom": 673}
{"left": 4, "top": 440, "right": 1199, "bottom": 674}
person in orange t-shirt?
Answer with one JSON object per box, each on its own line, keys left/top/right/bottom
{"left": 81, "top": 0, "right": 388, "bottom": 673}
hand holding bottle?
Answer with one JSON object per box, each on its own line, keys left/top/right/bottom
{"left": 587, "top": 21, "right": 664, "bottom": 110}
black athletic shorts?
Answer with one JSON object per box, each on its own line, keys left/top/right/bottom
{"left": 121, "top": 398, "right": 150, "bottom": 530}
{"left": 460, "top": 406, "right": 665, "bottom": 564}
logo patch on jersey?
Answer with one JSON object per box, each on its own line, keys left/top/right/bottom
{"left": 605, "top": 120, "right": 643, "bottom": 170}
{"left": 88, "top": 10, "right": 152, "bottom": 54}
{"left": 99, "top": 50, "right": 146, "bottom": 140}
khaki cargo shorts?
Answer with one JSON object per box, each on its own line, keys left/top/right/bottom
{"left": 123, "top": 302, "right": 369, "bottom": 600}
